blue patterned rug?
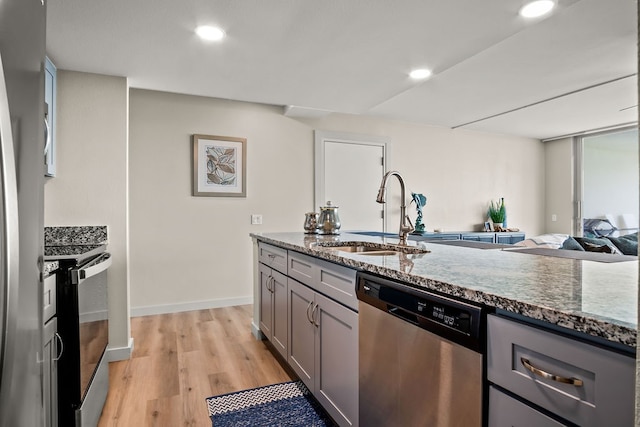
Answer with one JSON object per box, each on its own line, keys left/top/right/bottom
{"left": 205, "top": 380, "right": 336, "bottom": 426}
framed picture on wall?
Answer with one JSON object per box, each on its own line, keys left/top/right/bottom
{"left": 192, "top": 134, "right": 247, "bottom": 197}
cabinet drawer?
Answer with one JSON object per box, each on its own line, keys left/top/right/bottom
{"left": 258, "top": 242, "right": 288, "bottom": 274}
{"left": 489, "top": 386, "right": 567, "bottom": 427}
{"left": 487, "top": 315, "right": 635, "bottom": 427}
{"left": 496, "top": 233, "right": 525, "bottom": 244}
{"left": 421, "top": 233, "right": 460, "bottom": 241}
{"left": 288, "top": 251, "right": 316, "bottom": 286}
{"left": 43, "top": 274, "right": 56, "bottom": 323}
{"left": 461, "top": 233, "right": 494, "bottom": 243}
{"left": 288, "top": 251, "right": 358, "bottom": 311}
{"left": 316, "top": 259, "right": 357, "bottom": 311}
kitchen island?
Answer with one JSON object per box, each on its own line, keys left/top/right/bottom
{"left": 251, "top": 231, "right": 637, "bottom": 427}
{"left": 252, "top": 231, "right": 637, "bottom": 349}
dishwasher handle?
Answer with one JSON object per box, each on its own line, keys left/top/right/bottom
{"left": 387, "top": 306, "right": 419, "bottom": 325}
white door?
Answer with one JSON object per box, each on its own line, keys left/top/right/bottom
{"left": 317, "top": 134, "right": 387, "bottom": 233}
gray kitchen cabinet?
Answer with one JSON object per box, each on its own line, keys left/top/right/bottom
{"left": 44, "top": 56, "right": 56, "bottom": 177}
{"left": 258, "top": 242, "right": 288, "bottom": 274}
{"left": 487, "top": 314, "right": 635, "bottom": 426}
{"left": 43, "top": 317, "right": 59, "bottom": 427}
{"left": 43, "top": 273, "right": 59, "bottom": 427}
{"left": 288, "top": 278, "right": 316, "bottom": 386}
{"left": 288, "top": 250, "right": 357, "bottom": 311}
{"left": 287, "top": 278, "right": 358, "bottom": 427}
{"left": 488, "top": 386, "right": 567, "bottom": 427}
{"left": 258, "top": 263, "right": 288, "bottom": 359}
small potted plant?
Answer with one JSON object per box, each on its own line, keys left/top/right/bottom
{"left": 488, "top": 198, "right": 506, "bottom": 230}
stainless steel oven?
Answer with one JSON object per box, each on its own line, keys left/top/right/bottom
{"left": 56, "top": 250, "right": 111, "bottom": 427}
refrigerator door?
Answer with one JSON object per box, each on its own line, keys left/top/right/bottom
{"left": 0, "top": 0, "right": 46, "bottom": 426}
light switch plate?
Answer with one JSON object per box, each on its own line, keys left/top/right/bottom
{"left": 251, "top": 214, "right": 263, "bottom": 225}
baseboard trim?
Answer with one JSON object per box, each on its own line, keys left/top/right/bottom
{"left": 251, "top": 321, "right": 264, "bottom": 340}
{"left": 107, "top": 337, "right": 134, "bottom": 361}
{"left": 131, "top": 296, "right": 253, "bottom": 317}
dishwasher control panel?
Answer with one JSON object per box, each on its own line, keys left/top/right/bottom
{"left": 357, "top": 272, "right": 484, "bottom": 351}
{"left": 421, "top": 301, "right": 472, "bottom": 334}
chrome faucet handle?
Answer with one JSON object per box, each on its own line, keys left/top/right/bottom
{"left": 402, "top": 215, "right": 414, "bottom": 233}
{"left": 405, "top": 215, "right": 416, "bottom": 233}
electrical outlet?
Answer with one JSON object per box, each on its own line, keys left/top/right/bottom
{"left": 251, "top": 214, "right": 263, "bottom": 225}
{"left": 551, "top": 214, "right": 557, "bottom": 222}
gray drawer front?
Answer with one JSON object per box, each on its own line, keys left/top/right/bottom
{"left": 43, "top": 274, "right": 56, "bottom": 323}
{"left": 316, "top": 259, "right": 357, "bottom": 311}
{"left": 258, "top": 242, "right": 288, "bottom": 274}
{"left": 288, "top": 251, "right": 316, "bottom": 286}
{"left": 487, "top": 315, "right": 634, "bottom": 427}
{"left": 489, "top": 386, "right": 567, "bottom": 427}
{"left": 288, "top": 251, "right": 357, "bottom": 311}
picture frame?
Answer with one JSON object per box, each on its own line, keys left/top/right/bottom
{"left": 484, "top": 221, "right": 493, "bottom": 232}
{"left": 192, "top": 134, "right": 246, "bottom": 197}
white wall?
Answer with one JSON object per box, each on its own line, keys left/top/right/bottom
{"left": 544, "top": 137, "right": 574, "bottom": 234}
{"left": 128, "top": 90, "right": 314, "bottom": 313}
{"left": 129, "top": 89, "right": 545, "bottom": 314}
{"left": 300, "top": 114, "right": 545, "bottom": 234}
{"left": 44, "top": 71, "right": 130, "bottom": 353}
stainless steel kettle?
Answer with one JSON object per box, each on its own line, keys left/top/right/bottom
{"left": 303, "top": 212, "right": 319, "bottom": 234}
{"left": 318, "top": 201, "right": 341, "bottom": 235}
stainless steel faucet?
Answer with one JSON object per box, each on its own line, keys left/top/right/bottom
{"left": 376, "top": 171, "right": 414, "bottom": 245}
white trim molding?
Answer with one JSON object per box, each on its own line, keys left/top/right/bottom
{"left": 314, "top": 130, "right": 390, "bottom": 229}
{"left": 107, "top": 337, "right": 135, "bottom": 361}
{"left": 131, "top": 296, "right": 253, "bottom": 317}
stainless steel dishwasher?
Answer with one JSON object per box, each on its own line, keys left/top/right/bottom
{"left": 357, "top": 272, "right": 485, "bottom": 427}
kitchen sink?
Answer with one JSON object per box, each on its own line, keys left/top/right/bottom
{"left": 314, "top": 241, "right": 429, "bottom": 256}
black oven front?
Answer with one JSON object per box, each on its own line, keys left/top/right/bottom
{"left": 57, "top": 251, "right": 111, "bottom": 426}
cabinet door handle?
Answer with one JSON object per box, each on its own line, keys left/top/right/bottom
{"left": 266, "top": 275, "right": 274, "bottom": 292}
{"left": 520, "top": 357, "right": 584, "bottom": 387}
{"left": 306, "top": 301, "right": 314, "bottom": 324}
{"left": 311, "top": 303, "right": 319, "bottom": 328}
{"left": 53, "top": 332, "right": 64, "bottom": 361}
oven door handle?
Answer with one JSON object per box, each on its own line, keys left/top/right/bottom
{"left": 71, "top": 253, "right": 112, "bottom": 285}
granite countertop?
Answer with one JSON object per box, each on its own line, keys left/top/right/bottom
{"left": 251, "top": 232, "right": 638, "bottom": 349}
{"left": 44, "top": 261, "right": 59, "bottom": 276}
{"left": 44, "top": 244, "right": 106, "bottom": 261}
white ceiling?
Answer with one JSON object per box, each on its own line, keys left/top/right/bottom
{"left": 46, "top": 0, "right": 637, "bottom": 140}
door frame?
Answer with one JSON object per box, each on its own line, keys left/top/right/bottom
{"left": 314, "top": 131, "right": 390, "bottom": 231}
{"left": 572, "top": 125, "right": 638, "bottom": 236}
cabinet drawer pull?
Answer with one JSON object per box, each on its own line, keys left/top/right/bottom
{"left": 306, "top": 301, "right": 314, "bottom": 324}
{"left": 311, "top": 303, "right": 319, "bottom": 328}
{"left": 520, "top": 357, "right": 584, "bottom": 387}
{"left": 53, "top": 332, "right": 64, "bottom": 361}
{"left": 267, "top": 253, "right": 276, "bottom": 259}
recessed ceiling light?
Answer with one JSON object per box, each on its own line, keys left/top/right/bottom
{"left": 195, "top": 26, "right": 225, "bottom": 41}
{"left": 519, "top": 0, "right": 555, "bottom": 18}
{"left": 409, "top": 69, "right": 432, "bottom": 80}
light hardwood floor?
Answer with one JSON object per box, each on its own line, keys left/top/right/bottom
{"left": 98, "top": 305, "right": 293, "bottom": 426}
